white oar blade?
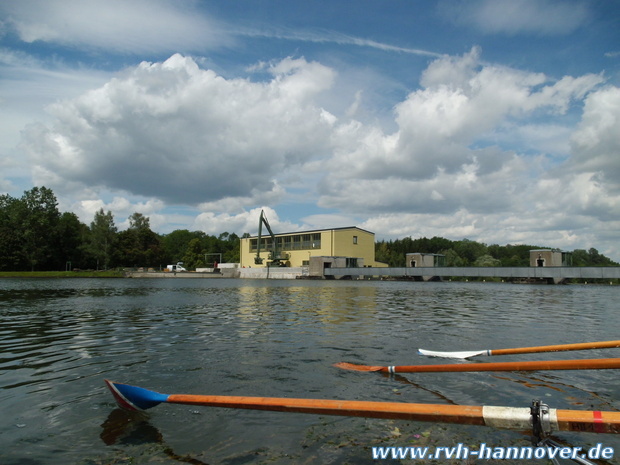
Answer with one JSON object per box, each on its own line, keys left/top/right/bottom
{"left": 418, "top": 348, "right": 488, "bottom": 359}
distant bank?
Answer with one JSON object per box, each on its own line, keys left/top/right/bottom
{"left": 0, "top": 271, "right": 126, "bottom": 278}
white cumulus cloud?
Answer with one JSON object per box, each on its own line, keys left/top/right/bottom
{"left": 0, "top": 0, "right": 229, "bottom": 53}
{"left": 21, "top": 54, "right": 336, "bottom": 205}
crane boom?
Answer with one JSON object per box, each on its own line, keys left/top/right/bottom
{"left": 254, "top": 210, "right": 287, "bottom": 266}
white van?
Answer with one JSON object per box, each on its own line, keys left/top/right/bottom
{"left": 166, "top": 262, "right": 187, "bottom": 272}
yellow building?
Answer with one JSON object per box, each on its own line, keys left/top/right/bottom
{"left": 240, "top": 226, "right": 381, "bottom": 268}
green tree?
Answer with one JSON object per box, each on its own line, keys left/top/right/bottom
{"left": 161, "top": 229, "right": 201, "bottom": 264}
{"left": 0, "top": 194, "right": 23, "bottom": 270}
{"left": 572, "top": 248, "right": 618, "bottom": 266}
{"left": 474, "top": 254, "right": 501, "bottom": 267}
{"left": 442, "top": 248, "right": 466, "bottom": 267}
{"left": 55, "top": 212, "right": 87, "bottom": 270}
{"left": 182, "top": 238, "right": 205, "bottom": 269}
{"left": 19, "top": 187, "right": 61, "bottom": 270}
{"left": 572, "top": 249, "right": 589, "bottom": 266}
{"left": 88, "top": 208, "right": 118, "bottom": 269}
{"left": 129, "top": 212, "right": 150, "bottom": 230}
{"left": 375, "top": 241, "right": 393, "bottom": 265}
{"left": 117, "top": 212, "right": 164, "bottom": 267}
{"left": 222, "top": 232, "right": 240, "bottom": 263}
{"left": 454, "top": 239, "right": 488, "bottom": 265}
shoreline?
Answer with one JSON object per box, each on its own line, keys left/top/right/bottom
{"left": 0, "top": 270, "right": 616, "bottom": 284}
{"left": 0, "top": 270, "right": 126, "bottom": 278}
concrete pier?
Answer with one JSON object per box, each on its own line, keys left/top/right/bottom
{"left": 324, "top": 266, "right": 620, "bottom": 282}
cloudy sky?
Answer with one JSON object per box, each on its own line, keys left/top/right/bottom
{"left": 1, "top": 0, "right": 619, "bottom": 259}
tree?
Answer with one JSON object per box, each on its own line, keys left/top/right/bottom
{"left": 222, "top": 232, "right": 241, "bottom": 263}
{"left": 161, "top": 229, "right": 201, "bottom": 264}
{"left": 88, "top": 209, "right": 117, "bottom": 269}
{"left": 19, "top": 187, "right": 61, "bottom": 271}
{"left": 182, "top": 238, "right": 205, "bottom": 269}
{"left": 129, "top": 212, "right": 150, "bottom": 230}
{"left": 55, "top": 212, "right": 87, "bottom": 270}
{"left": 572, "top": 249, "right": 589, "bottom": 266}
{"left": 454, "top": 239, "right": 488, "bottom": 265}
{"left": 0, "top": 194, "right": 23, "bottom": 270}
{"left": 375, "top": 241, "right": 393, "bottom": 265}
{"left": 117, "top": 212, "right": 164, "bottom": 267}
{"left": 442, "top": 248, "right": 465, "bottom": 267}
{"left": 474, "top": 254, "right": 501, "bottom": 267}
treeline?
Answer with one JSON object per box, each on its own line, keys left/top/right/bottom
{"left": 375, "top": 236, "right": 619, "bottom": 268}
{"left": 2, "top": 186, "right": 618, "bottom": 272}
{"left": 0, "top": 187, "right": 241, "bottom": 272}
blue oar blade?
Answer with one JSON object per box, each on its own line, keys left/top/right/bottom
{"left": 105, "top": 380, "right": 169, "bottom": 411}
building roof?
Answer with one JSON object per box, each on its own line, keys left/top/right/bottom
{"left": 246, "top": 225, "right": 375, "bottom": 239}
{"left": 530, "top": 249, "right": 571, "bottom": 253}
{"left": 406, "top": 252, "right": 445, "bottom": 256}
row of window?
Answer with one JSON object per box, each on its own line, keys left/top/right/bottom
{"left": 250, "top": 233, "right": 323, "bottom": 252}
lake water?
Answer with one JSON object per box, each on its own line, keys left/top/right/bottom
{"left": 1, "top": 278, "right": 619, "bottom": 464}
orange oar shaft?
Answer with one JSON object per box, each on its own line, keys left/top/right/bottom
{"left": 166, "top": 394, "right": 620, "bottom": 434}
{"left": 336, "top": 358, "right": 620, "bottom": 374}
{"left": 556, "top": 409, "right": 620, "bottom": 435}
{"left": 491, "top": 340, "right": 620, "bottom": 356}
{"left": 169, "top": 394, "right": 486, "bottom": 425}
{"left": 106, "top": 381, "right": 620, "bottom": 434}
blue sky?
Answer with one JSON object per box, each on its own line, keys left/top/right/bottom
{"left": 1, "top": 0, "right": 619, "bottom": 259}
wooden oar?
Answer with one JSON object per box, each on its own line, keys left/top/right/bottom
{"left": 419, "top": 340, "right": 620, "bottom": 359}
{"left": 104, "top": 380, "right": 620, "bottom": 434}
{"left": 334, "top": 358, "right": 620, "bottom": 374}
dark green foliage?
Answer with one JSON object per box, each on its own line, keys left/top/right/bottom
{"left": 375, "top": 237, "right": 619, "bottom": 268}
{"left": 116, "top": 212, "right": 166, "bottom": 268}
{"left": 55, "top": 212, "right": 88, "bottom": 270}
{"left": 0, "top": 194, "right": 24, "bottom": 270}
{"left": 572, "top": 248, "right": 617, "bottom": 267}
{"left": 0, "top": 187, "right": 65, "bottom": 271}
{"left": 170, "top": 230, "right": 240, "bottom": 269}
{"left": 0, "top": 187, "right": 244, "bottom": 271}
{"left": 85, "top": 208, "right": 118, "bottom": 270}
{"left": 1, "top": 186, "right": 617, "bottom": 271}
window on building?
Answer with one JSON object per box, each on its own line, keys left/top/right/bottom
{"left": 249, "top": 231, "right": 332, "bottom": 253}
{"left": 353, "top": 235, "right": 358, "bottom": 245}
{"left": 312, "top": 233, "right": 321, "bottom": 248}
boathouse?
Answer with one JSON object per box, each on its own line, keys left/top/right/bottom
{"left": 403, "top": 253, "right": 446, "bottom": 281}
{"left": 529, "top": 249, "right": 572, "bottom": 267}
{"left": 406, "top": 253, "right": 446, "bottom": 268}
{"left": 239, "top": 226, "right": 383, "bottom": 269}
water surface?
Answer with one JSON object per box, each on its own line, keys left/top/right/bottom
{"left": 1, "top": 278, "right": 618, "bottom": 464}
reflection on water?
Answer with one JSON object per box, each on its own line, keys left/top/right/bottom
{"left": 100, "top": 408, "right": 210, "bottom": 465}
{"left": 0, "top": 278, "right": 618, "bottom": 464}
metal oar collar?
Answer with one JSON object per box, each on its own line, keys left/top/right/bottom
{"left": 531, "top": 400, "right": 597, "bottom": 465}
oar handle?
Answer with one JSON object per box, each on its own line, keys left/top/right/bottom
{"left": 491, "top": 340, "right": 620, "bottom": 356}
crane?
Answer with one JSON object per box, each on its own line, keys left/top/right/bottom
{"left": 254, "top": 210, "right": 288, "bottom": 266}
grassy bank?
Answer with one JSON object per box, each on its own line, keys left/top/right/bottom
{"left": 0, "top": 270, "right": 126, "bottom": 278}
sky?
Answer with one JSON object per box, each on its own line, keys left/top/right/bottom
{"left": 1, "top": 0, "right": 619, "bottom": 260}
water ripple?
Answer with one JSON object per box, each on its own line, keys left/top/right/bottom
{"left": 0, "top": 279, "right": 618, "bottom": 464}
